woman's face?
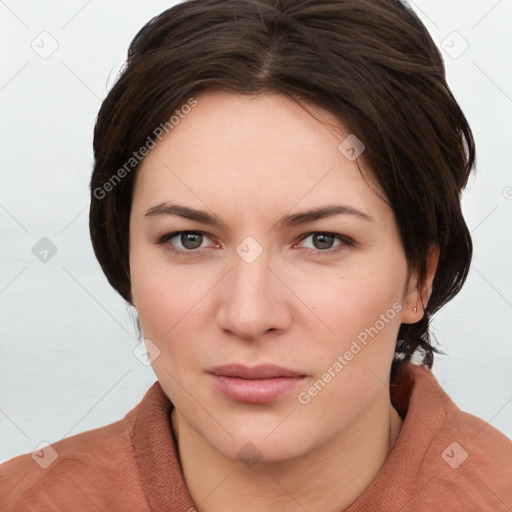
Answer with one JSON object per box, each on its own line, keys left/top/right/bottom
{"left": 129, "top": 91, "right": 419, "bottom": 462}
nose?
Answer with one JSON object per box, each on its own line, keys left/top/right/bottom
{"left": 216, "top": 252, "right": 292, "bottom": 340}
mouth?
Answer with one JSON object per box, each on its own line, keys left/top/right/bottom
{"left": 206, "top": 364, "right": 308, "bottom": 404}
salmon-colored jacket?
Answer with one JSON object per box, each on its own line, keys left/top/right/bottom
{"left": 1, "top": 363, "right": 511, "bottom": 511}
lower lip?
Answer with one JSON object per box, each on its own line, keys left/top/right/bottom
{"left": 208, "top": 374, "right": 307, "bottom": 404}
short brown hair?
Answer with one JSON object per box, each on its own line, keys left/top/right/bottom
{"left": 89, "top": 0, "right": 475, "bottom": 377}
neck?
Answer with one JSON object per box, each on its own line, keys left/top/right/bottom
{"left": 171, "top": 392, "right": 402, "bottom": 512}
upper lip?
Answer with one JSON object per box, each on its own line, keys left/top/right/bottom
{"left": 206, "top": 364, "right": 305, "bottom": 379}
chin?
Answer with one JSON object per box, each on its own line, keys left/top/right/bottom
{"left": 192, "top": 405, "right": 324, "bottom": 465}
{"left": 214, "top": 431, "right": 311, "bottom": 466}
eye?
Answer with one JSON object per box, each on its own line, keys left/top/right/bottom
{"left": 295, "top": 232, "right": 351, "bottom": 253}
{"left": 157, "top": 230, "right": 352, "bottom": 256}
{"left": 158, "top": 231, "right": 218, "bottom": 254}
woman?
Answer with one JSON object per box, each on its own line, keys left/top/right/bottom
{"left": 1, "top": 0, "right": 510, "bottom": 510}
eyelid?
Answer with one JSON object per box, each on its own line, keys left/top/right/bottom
{"left": 157, "top": 230, "right": 220, "bottom": 254}
{"left": 293, "top": 232, "right": 354, "bottom": 253}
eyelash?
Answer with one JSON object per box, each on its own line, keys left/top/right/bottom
{"left": 156, "top": 231, "right": 354, "bottom": 257}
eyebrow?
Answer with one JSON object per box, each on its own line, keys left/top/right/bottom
{"left": 145, "top": 203, "right": 374, "bottom": 227}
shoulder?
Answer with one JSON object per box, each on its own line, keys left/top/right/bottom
{"left": 433, "top": 388, "right": 511, "bottom": 509}
{"left": 403, "top": 364, "right": 512, "bottom": 510}
{"left": 0, "top": 395, "right": 149, "bottom": 511}
{"left": 350, "top": 364, "right": 512, "bottom": 511}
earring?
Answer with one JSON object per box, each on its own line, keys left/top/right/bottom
{"left": 412, "top": 307, "right": 417, "bottom": 313}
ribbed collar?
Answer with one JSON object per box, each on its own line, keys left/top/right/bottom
{"left": 132, "top": 380, "right": 196, "bottom": 511}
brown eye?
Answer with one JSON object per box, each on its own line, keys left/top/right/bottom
{"left": 312, "top": 233, "right": 335, "bottom": 250}
{"left": 158, "top": 230, "right": 216, "bottom": 254}
{"left": 180, "top": 232, "right": 203, "bottom": 249}
{"left": 295, "top": 232, "right": 352, "bottom": 254}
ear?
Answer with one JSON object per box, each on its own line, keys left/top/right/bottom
{"left": 401, "top": 245, "right": 440, "bottom": 324}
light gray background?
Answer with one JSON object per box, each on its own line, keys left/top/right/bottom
{"left": 1, "top": 0, "right": 511, "bottom": 463}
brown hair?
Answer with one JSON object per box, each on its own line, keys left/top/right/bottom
{"left": 89, "top": 0, "right": 474, "bottom": 377}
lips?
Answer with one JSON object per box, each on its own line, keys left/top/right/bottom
{"left": 206, "top": 364, "right": 307, "bottom": 404}
{"left": 207, "top": 364, "right": 304, "bottom": 379}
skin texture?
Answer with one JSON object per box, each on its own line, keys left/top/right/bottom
{"left": 129, "top": 91, "right": 438, "bottom": 511}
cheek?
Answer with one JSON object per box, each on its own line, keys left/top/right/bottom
{"left": 292, "top": 255, "right": 406, "bottom": 343}
{"left": 130, "top": 245, "right": 217, "bottom": 352}
{"left": 290, "top": 261, "right": 406, "bottom": 433}
{"left": 133, "top": 271, "right": 201, "bottom": 338}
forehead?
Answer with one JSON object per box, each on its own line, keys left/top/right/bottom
{"left": 132, "top": 91, "right": 388, "bottom": 225}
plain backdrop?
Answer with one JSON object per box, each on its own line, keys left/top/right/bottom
{"left": 1, "top": 0, "right": 511, "bottom": 463}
